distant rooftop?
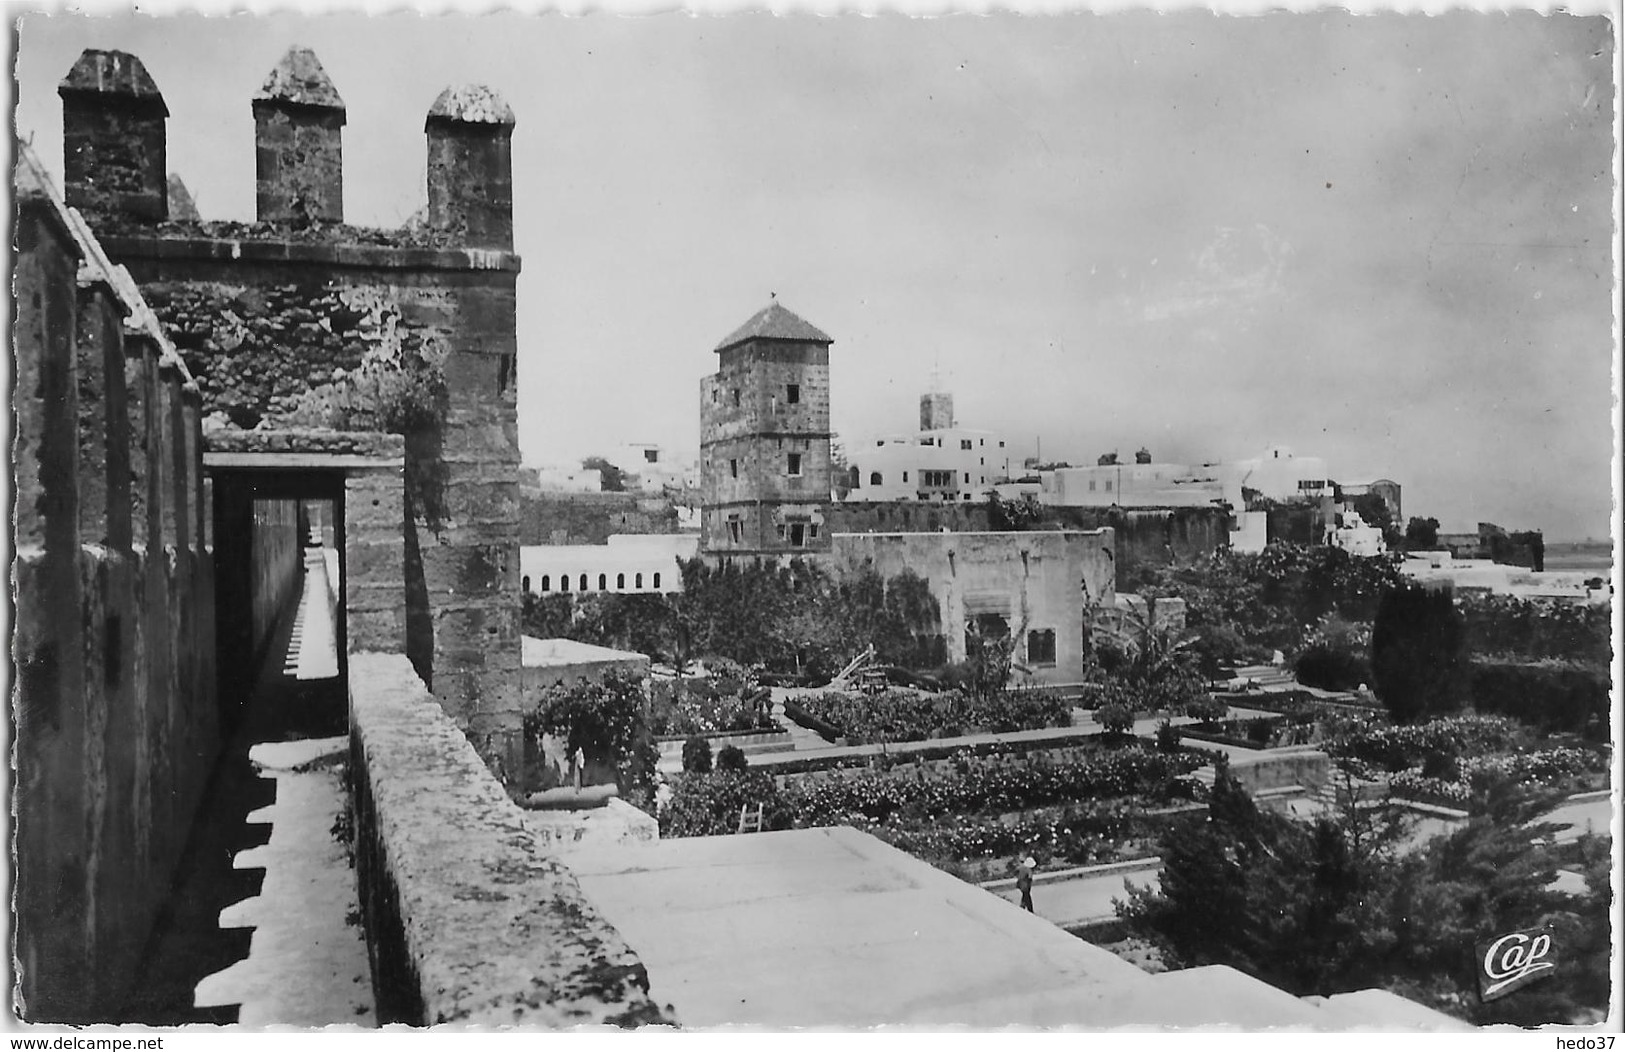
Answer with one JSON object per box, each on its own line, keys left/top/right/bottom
{"left": 713, "top": 300, "right": 832, "bottom": 353}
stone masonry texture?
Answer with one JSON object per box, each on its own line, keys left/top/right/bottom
{"left": 14, "top": 141, "right": 218, "bottom": 1021}
{"left": 348, "top": 652, "right": 675, "bottom": 1027}
{"left": 69, "top": 56, "right": 527, "bottom": 777}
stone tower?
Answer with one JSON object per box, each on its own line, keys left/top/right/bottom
{"left": 700, "top": 301, "right": 833, "bottom": 560}
{"left": 920, "top": 389, "right": 954, "bottom": 431}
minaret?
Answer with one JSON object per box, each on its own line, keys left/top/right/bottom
{"left": 700, "top": 300, "right": 833, "bottom": 559}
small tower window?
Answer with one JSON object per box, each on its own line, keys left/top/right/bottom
{"left": 788, "top": 523, "right": 806, "bottom": 547}
{"left": 540, "top": 575, "right": 550, "bottom": 592}
{"left": 561, "top": 576, "right": 570, "bottom": 592}
{"left": 902, "top": 471, "right": 909, "bottom": 483}
{"left": 730, "top": 459, "right": 739, "bottom": 478}
{"left": 579, "top": 574, "right": 589, "bottom": 591}
{"left": 617, "top": 573, "right": 626, "bottom": 589}
{"left": 961, "top": 439, "right": 973, "bottom": 450}
{"left": 787, "top": 453, "right": 802, "bottom": 476}
{"left": 653, "top": 572, "right": 662, "bottom": 589}
{"left": 870, "top": 471, "right": 883, "bottom": 486}
{"left": 786, "top": 384, "right": 800, "bottom": 404}
{"left": 598, "top": 573, "right": 608, "bottom": 590}
{"left": 522, "top": 575, "right": 531, "bottom": 593}
{"left": 635, "top": 572, "right": 644, "bottom": 588}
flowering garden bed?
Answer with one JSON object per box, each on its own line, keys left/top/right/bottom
{"left": 788, "top": 687, "right": 1072, "bottom": 745}
{"left": 647, "top": 676, "right": 775, "bottom": 738}
{"left": 659, "top": 744, "right": 1205, "bottom": 874}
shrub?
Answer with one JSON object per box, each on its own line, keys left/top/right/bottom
{"left": 682, "top": 735, "right": 713, "bottom": 774}
{"left": 1371, "top": 584, "right": 1465, "bottom": 723}
{"left": 793, "top": 686, "right": 1071, "bottom": 746}
{"left": 649, "top": 676, "right": 775, "bottom": 737}
{"left": 1469, "top": 659, "right": 1610, "bottom": 739}
{"left": 1325, "top": 714, "right": 1524, "bottom": 772}
{"left": 1093, "top": 699, "right": 1136, "bottom": 738}
{"left": 1294, "top": 642, "right": 1370, "bottom": 692}
{"left": 716, "top": 744, "right": 748, "bottom": 771}
{"left": 1180, "top": 696, "right": 1229, "bottom": 724}
{"left": 775, "top": 749, "right": 1205, "bottom": 828}
{"left": 526, "top": 670, "right": 648, "bottom": 775}
{"left": 1460, "top": 594, "right": 1611, "bottom": 664}
{"left": 662, "top": 770, "right": 787, "bottom": 837}
{"left": 1246, "top": 717, "right": 1274, "bottom": 746}
{"left": 1155, "top": 720, "right": 1183, "bottom": 753}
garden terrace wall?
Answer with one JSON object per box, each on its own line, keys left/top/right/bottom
{"left": 347, "top": 651, "right": 674, "bottom": 1026}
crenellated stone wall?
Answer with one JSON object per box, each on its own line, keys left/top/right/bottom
{"left": 65, "top": 46, "right": 527, "bottom": 777}
{"left": 13, "top": 140, "right": 219, "bottom": 1022}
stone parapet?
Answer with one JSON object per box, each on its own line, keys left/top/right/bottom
{"left": 96, "top": 231, "right": 520, "bottom": 273}
{"left": 204, "top": 427, "right": 406, "bottom": 460}
{"left": 347, "top": 652, "right": 674, "bottom": 1028}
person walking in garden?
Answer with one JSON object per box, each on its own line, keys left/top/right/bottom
{"left": 1017, "top": 857, "right": 1036, "bottom": 912}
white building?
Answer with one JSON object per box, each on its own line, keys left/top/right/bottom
{"left": 528, "top": 463, "right": 602, "bottom": 493}
{"left": 1329, "top": 509, "right": 1386, "bottom": 556}
{"left": 521, "top": 534, "right": 700, "bottom": 596}
{"left": 1401, "top": 551, "right": 1610, "bottom": 604}
{"left": 1039, "top": 461, "right": 1230, "bottom": 508}
{"left": 1229, "top": 445, "right": 1332, "bottom": 503}
{"left": 619, "top": 443, "right": 700, "bottom": 493}
{"left": 841, "top": 390, "right": 1012, "bottom": 503}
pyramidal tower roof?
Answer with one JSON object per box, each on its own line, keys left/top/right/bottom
{"left": 256, "top": 45, "right": 345, "bottom": 110}
{"left": 427, "top": 84, "right": 516, "bottom": 126}
{"left": 713, "top": 301, "right": 833, "bottom": 353}
{"left": 59, "top": 49, "right": 167, "bottom": 112}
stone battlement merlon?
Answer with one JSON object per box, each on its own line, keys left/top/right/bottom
{"left": 61, "top": 46, "right": 516, "bottom": 252}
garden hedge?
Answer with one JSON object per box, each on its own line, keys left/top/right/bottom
{"left": 1468, "top": 659, "right": 1610, "bottom": 738}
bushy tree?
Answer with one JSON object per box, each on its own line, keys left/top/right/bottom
{"left": 1405, "top": 517, "right": 1441, "bottom": 550}
{"left": 581, "top": 455, "right": 626, "bottom": 492}
{"left": 681, "top": 735, "right": 713, "bottom": 774}
{"left": 1090, "top": 597, "right": 1206, "bottom": 713}
{"left": 525, "top": 669, "right": 656, "bottom": 793}
{"left": 1120, "top": 767, "right": 1607, "bottom": 1023}
{"left": 715, "top": 744, "right": 748, "bottom": 771}
{"left": 1371, "top": 584, "right": 1465, "bottom": 724}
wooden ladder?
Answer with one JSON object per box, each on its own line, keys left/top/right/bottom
{"left": 737, "top": 803, "right": 765, "bottom": 835}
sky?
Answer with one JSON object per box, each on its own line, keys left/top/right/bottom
{"left": 12, "top": 8, "right": 1619, "bottom": 540}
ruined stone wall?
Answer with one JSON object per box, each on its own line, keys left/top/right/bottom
{"left": 830, "top": 501, "right": 1230, "bottom": 591}
{"left": 830, "top": 530, "right": 1116, "bottom": 684}
{"left": 13, "top": 147, "right": 219, "bottom": 1021}
{"left": 347, "top": 652, "right": 674, "bottom": 1026}
{"left": 519, "top": 489, "right": 679, "bottom": 545}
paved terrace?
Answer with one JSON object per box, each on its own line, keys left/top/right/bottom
{"left": 564, "top": 825, "right": 1469, "bottom": 1030}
